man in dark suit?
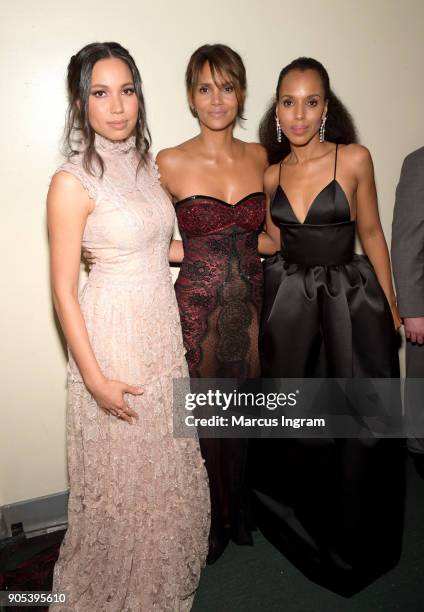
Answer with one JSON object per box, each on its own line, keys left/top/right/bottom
{"left": 392, "top": 146, "right": 424, "bottom": 477}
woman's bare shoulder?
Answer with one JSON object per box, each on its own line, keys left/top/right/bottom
{"left": 338, "top": 143, "right": 372, "bottom": 164}
{"left": 239, "top": 141, "right": 269, "bottom": 169}
{"left": 157, "top": 138, "right": 199, "bottom": 167}
{"left": 264, "top": 163, "right": 281, "bottom": 194}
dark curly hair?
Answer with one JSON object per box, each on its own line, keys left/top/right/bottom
{"left": 260, "top": 57, "right": 358, "bottom": 164}
{"left": 64, "top": 42, "right": 151, "bottom": 175}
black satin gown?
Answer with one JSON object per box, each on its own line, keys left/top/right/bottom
{"left": 249, "top": 146, "right": 404, "bottom": 596}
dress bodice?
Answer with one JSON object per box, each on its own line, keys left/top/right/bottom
{"left": 58, "top": 135, "right": 175, "bottom": 286}
{"left": 270, "top": 145, "right": 355, "bottom": 267}
{"left": 55, "top": 134, "right": 187, "bottom": 385}
{"left": 271, "top": 179, "right": 351, "bottom": 226}
{"left": 175, "top": 193, "right": 266, "bottom": 236}
{"left": 271, "top": 144, "right": 351, "bottom": 226}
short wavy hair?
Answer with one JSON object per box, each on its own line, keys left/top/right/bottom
{"left": 185, "top": 43, "right": 247, "bottom": 121}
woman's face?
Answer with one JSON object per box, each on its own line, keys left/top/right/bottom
{"left": 87, "top": 57, "right": 139, "bottom": 140}
{"left": 190, "top": 62, "right": 239, "bottom": 131}
{"left": 276, "top": 69, "right": 328, "bottom": 146}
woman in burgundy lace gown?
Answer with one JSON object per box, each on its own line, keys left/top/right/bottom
{"left": 158, "top": 44, "right": 276, "bottom": 563}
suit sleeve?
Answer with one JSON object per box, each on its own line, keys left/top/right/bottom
{"left": 391, "top": 151, "right": 424, "bottom": 317}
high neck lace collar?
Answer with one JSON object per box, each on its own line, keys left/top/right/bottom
{"left": 94, "top": 133, "right": 136, "bottom": 154}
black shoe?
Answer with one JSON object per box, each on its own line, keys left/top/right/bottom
{"left": 206, "top": 531, "right": 229, "bottom": 565}
{"left": 410, "top": 452, "right": 424, "bottom": 479}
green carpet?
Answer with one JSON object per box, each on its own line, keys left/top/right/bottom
{"left": 192, "top": 457, "right": 424, "bottom": 612}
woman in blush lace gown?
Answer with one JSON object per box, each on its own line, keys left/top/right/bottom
{"left": 47, "top": 42, "right": 209, "bottom": 611}
{"left": 157, "top": 44, "right": 276, "bottom": 564}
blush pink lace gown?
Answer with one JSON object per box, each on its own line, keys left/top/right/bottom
{"left": 50, "top": 135, "right": 210, "bottom": 611}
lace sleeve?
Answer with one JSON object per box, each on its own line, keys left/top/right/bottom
{"left": 55, "top": 156, "right": 99, "bottom": 203}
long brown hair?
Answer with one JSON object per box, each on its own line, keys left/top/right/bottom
{"left": 64, "top": 42, "right": 151, "bottom": 175}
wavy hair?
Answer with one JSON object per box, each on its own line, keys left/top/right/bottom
{"left": 260, "top": 57, "right": 358, "bottom": 164}
{"left": 185, "top": 43, "right": 247, "bottom": 122}
{"left": 64, "top": 42, "right": 151, "bottom": 175}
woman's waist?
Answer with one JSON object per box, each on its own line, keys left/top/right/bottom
{"left": 181, "top": 233, "right": 260, "bottom": 262}
{"left": 176, "top": 254, "right": 263, "bottom": 287}
{"left": 280, "top": 220, "right": 355, "bottom": 267}
{"left": 181, "top": 227, "right": 260, "bottom": 242}
{"left": 86, "top": 264, "right": 172, "bottom": 289}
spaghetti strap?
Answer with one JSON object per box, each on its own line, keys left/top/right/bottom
{"left": 278, "top": 160, "right": 284, "bottom": 185}
{"left": 334, "top": 144, "right": 339, "bottom": 180}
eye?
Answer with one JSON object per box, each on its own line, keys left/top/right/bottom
{"left": 92, "top": 90, "right": 106, "bottom": 98}
{"left": 282, "top": 99, "right": 293, "bottom": 107}
{"left": 199, "top": 86, "right": 209, "bottom": 94}
{"left": 122, "top": 87, "right": 135, "bottom": 95}
{"left": 223, "top": 84, "right": 234, "bottom": 93}
{"left": 307, "top": 99, "right": 319, "bottom": 107}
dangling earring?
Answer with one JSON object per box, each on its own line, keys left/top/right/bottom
{"left": 319, "top": 116, "right": 327, "bottom": 143}
{"left": 275, "top": 115, "right": 282, "bottom": 143}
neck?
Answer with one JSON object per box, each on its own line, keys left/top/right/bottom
{"left": 289, "top": 135, "right": 326, "bottom": 164}
{"left": 94, "top": 132, "right": 136, "bottom": 154}
{"left": 197, "top": 123, "right": 236, "bottom": 158}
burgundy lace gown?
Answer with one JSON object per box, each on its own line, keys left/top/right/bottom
{"left": 175, "top": 192, "right": 266, "bottom": 562}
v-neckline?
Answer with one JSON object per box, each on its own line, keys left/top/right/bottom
{"left": 277, "top": 180, "right": 348, "bottom": 224}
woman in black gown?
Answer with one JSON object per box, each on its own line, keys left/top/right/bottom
{"left": 249, "top": 57, "right": 404, "bottom": 596}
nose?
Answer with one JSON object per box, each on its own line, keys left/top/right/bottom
{"left": 211, "top": 87, "right": 223, "bottom": 105}
{"left": 294, "top": 101, "right": 305, "bottom": 120}
{"left": 110, "top": 93, "right": 124, "bottom": 114}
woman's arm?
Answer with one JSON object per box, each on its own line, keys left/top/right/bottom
{"left": 156, "top": 149, "right": 186, "bottom": 265}
{"left": 169, "top": 238, "right": 184, "bottom": 263}
{"left": 354, "top": 146, "right": 401, "bottom": 329}
{"left": 258, "top": 165, "right": 281, "bottom": 256}
{"left": 47, "top": 172, "right": 141, "bottom": 421}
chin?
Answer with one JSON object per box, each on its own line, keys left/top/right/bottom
{"left": 288, "top": 133, "right": 315, "bottom": 147}
{"left": 203, "top": 118, "right": 236, "bottom": 131}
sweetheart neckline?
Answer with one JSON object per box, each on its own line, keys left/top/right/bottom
{"left": 175, "top": 192, "right": 265, "bottom": 208}
{"left": 275, "top": 180, "right": 351, "bottom": 225}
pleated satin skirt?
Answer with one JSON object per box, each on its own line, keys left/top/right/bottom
{"left": 249, "top": 251, "right": 405, "bottom": 597}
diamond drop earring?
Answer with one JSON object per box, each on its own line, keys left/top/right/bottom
{"left": 275, "top": 115, "right": 282, "bottom": 143}
{"left": 319, "top": 116, "right": 327, "bottom": 143}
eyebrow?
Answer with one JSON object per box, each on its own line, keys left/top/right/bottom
{"left": 281, "top": 93, "right": 321, "bottom": 98}
{"left": 197, "top": 80, "right": 232, "bottom": 87}
{"left": 90, "top": 81, "right": 134, "bottom": 88}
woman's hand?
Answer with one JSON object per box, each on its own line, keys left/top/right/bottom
{"left": 88, "top": 376, "right": 143, "bottom": 424}
{"left": 82, "top": 246, "right": 96, "bottom": 270}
